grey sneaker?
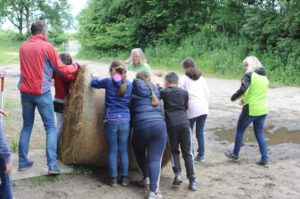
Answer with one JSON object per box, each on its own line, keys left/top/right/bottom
{"left": 256, "top": 160, "right": 269, "bottom": 168}
{"left": 224, "top": 151, "right": 239, "bottom": 161}
{"left": 120, "top": 176, "right": 130, "bottom": 186}
{"left": 138, "top": 177, "right": 150, "bottom": 186}
{"left": 189, "top": 179, "right": 197, "bottom": 191}
{"left": 148, "top": 191, "right": 163, "bottom": 199}
{"left": 108, "top": 177, "right": 118, "bottom": 187}
{"left": 172, "top": 173, "right": 183, "bottom": 185}
{"left": 194, "top": 154, "right": 205, "bottom": 162}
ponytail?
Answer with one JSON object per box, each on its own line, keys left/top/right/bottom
{"left": 136, "top": 71, "right": 160, "bottom": 106}
{"left": 145, "top": 80, "right": 160, "bottom": 106}
{"left": 110, "top": 60, "right": 127, "bottom": 97}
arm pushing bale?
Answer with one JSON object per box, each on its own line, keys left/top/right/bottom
{"left": 59, "top": 65, "right": 169, "bottom": 169}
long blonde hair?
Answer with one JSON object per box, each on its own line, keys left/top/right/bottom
{"left": 135, "top": 71, "right": 160, "bottom": 106}
{"left": 243, "top": 56, "right": 263, "bottom": 73}
{"left": 127, "top": 48, "right": 147, "bottom": 66}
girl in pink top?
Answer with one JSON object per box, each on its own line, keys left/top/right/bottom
{"left": 180, "top": 58, "right": 211, "bottom": 162}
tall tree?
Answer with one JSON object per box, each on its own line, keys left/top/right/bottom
{"left": 0, "top": 0, "right": 73, "bottom": 37}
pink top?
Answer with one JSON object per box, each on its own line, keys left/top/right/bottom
{"left": 180, "top": 75, "right": 211, "bottom": 119}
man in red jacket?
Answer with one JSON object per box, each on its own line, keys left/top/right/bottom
{"left": 18, "top": 20, "right": 79, "bottom": 175}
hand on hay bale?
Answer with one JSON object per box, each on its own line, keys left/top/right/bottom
{"left": 78, "top": 64, "right": 87, "bottom": 70}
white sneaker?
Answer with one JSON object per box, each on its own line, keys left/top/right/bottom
{"left": 138, "top": 177, "right": 150, "bottom": 186}
{"left": 148, "top": 191, "right": 163, "bottom": 199}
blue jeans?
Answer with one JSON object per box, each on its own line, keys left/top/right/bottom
{"left": 233, "top": 108, "right": 268, "bottom": 162}
{"left": 189, "top": 114, "right": 207, "bottom": 158}
{"left": 18, "top": 91, "right": 58, "bottom": 168}
{"left": 104, "top": 120, "right": 130, "bottom": 178}
{"left": 0, "top": 161, "right": 13, "bottom": 199}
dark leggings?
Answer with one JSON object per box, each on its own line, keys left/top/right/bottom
{"left": 132, "top": 120, "right": 167, "bottom": 192}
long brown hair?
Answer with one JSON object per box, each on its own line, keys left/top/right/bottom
{"left": 136, "top": 71, "right": 160, "bottom": 106}
{"left": 181, "top": 57, "right": 202, "bottom": 80}
{"left": 110, "top": 60, "right": 127, "bottom": 97}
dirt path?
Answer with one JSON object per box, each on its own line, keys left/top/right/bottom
{"left": 3, "top": 60, "right": 300, "bottom": 199}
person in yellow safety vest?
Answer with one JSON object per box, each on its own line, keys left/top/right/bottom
{"left": 225, "top": 56, "right": 269, "bottom": 167}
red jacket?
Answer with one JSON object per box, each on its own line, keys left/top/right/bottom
{"left": 18, "top": 34, "right": 78, "bottom": 95}
{"left": 53, "top": 72, "right": 77, "bottom": 100}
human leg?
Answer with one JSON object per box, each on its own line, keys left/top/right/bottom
{"left": 18, "top": 92, "right": 35, "bottom": 169}
{"left": 194, "top": 114, "right": 207, "bottom": 159}
{"left": 147, "top": 122, "right": 167, "bottom": 193}
{"left": 36, "top": 92, "right": 58, "bottom": 172}
{"left": 0, "top": 161, "right": 13, "bottom": 199}
{"left": 253, "top": 115, "right": 268, "bottom": 164}
{"left": 167, "top": 125, "right": 183, "bottom": 185}
{"left": 55, "top": 112, "right": 64, "bottom": 148}
{"left": 179, "top": 126, "right": 195, "bottom": 181}
{"left": 131, "top": 127, "right": 148, "bottom": 179}
{"left": 232, "top": 109, "right": 254, "bottom": 157}
{"left": 117, "top": 121, "right": 130, "bottom": 180}
{"left": 104, "top": 121, "right": 119, "bottom": 179}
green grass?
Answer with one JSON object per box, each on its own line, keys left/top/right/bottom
{"left": 72, "top": 165, "right": 93, "bottom": 175}
{"left": 33, "top": 175, "right": 65, "bottom": 185}
{"left": 0, "top": 41, "right": 21, "bottom": 64}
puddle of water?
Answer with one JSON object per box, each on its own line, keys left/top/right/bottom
{"left": 214, "top": 127, "right": 300, "bottom": 145}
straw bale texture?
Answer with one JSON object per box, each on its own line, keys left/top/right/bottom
{"left": 59, "top": 65, "right": 169, "bottom": 169}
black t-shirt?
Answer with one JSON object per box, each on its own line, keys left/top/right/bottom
{"left": 160, "top": 87, "right": 190, "bottom": 128}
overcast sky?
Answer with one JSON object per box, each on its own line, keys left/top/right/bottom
{"left": 68, "top": 0, "right": 87, "bottom": 17}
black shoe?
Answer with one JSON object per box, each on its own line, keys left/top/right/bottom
{"left": 224, "top": 151, "right": 239, "bottom": 161}
{"left": 256, "top": 160, "right": 269, "bottom": 167}
{"left": 172, "top": 173, "right": 183, "bottom": 185}
{"left": 108, "top": 177, "right": 118, "bottom": 187}
{"left": 120, "top": 176, "right": 130, "bottom": 186}
{"left": 189, "top": 179, "right": 197, "bottom": 191}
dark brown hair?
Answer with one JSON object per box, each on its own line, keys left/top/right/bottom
{"left": 165, "top": 72, "right": 179, "bottom": 84}
{"left": 181, "top": 57, "right": 196, "bottom": 69}
{"left": 110, "top": 60, "right": 127, "bottom": 97}
{"left": 185, "top": 67, "right": 202, "bottom": 80}
{"left": 181, "top": 57, "right": 202, "bottom": 80}
{"left": 31, "top": 20, "right": 47, "bottom": 35}
{"left": 136, "top": 71, "right": 160, "bottom": 106}
{"left": 59, "top": 53, "right": 73, "bottom": 65}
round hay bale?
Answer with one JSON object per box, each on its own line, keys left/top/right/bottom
{"left": 59, "top": 65, "right": 169, "bottom": 169}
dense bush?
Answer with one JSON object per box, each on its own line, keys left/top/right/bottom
{"left": 77, "top": 0, "right": 300, "bottom": 85}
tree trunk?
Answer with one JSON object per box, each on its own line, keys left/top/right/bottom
{"left": 25, "top": 6, "right": 30, "bottom": 35}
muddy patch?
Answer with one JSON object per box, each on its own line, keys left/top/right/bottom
{"left": 214, "top": 127, "right": 300, "bottom": 145}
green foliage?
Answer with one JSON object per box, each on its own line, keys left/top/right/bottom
{"left": 0, "top": 0, "right": 73, "bottom": 37}
{"left": 78, "top": 0, "right": 300, "bottom": 85}
{"left": 0, "top": 36, "right": 21, "bottom": 64}
{"left": 0, "top": 30, "right": 21, "bottom": 41}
